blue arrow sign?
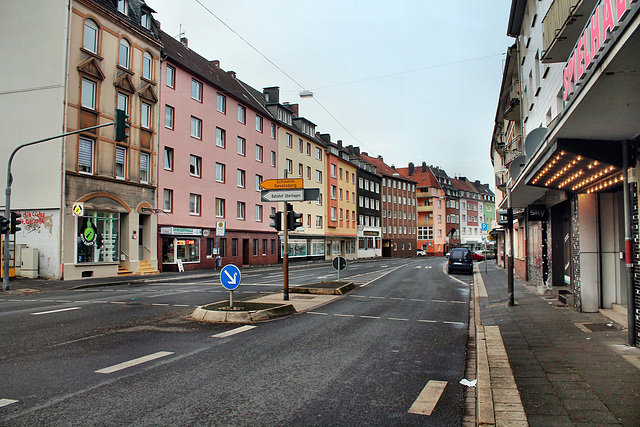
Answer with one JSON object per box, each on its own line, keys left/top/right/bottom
{"left": 220, "top": 264, "right": 241, "bottom": 290}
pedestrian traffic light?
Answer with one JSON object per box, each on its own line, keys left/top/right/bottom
{"left": 114, "top": 108, "right": 130, "bottom": 142}
{"left": 10, "top": 211, "right": 21, "bottom": 234}
{"left": 287, "top": 210, "right": 303, "bottom": 231}
{"left": 269, "top": 211, "right": 282, "bottom": 231}
{"left": 0, "top": 216, "right": 9, "bottom": 234}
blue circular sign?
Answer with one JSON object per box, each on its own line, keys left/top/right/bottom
{"left": 220, "top": 264, "right": 241, "bottom": 290}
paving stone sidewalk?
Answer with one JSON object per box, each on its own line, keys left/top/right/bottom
{"left": 478, "top": 262, "right": 640, "bottom": 426}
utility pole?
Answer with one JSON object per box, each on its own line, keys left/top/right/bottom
{"left": 507, "top": 186, "right": 514, "bottom": 306}
{"left": 282, "top": 170, "right": 289, "bottom": 301}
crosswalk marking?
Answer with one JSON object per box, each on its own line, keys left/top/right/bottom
{"left": 409, "top": 380, "right": 448, "bottom": 415}
{"left": 95, "top": 351, "right": 174, "bottom": 374}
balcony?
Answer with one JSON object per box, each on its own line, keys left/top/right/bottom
{"left": 417, "top": 205, "right": 434, "bottom": 213}
{"left": 542, "top": 0, "right": 599, "bottom": 63}
{"left": 500, "top": 80, "right": 521, "bottom": 122}
{"left": 417, "top": 219, "right": 433, "bottom": 227}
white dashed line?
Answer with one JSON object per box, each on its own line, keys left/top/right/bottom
{"left": 390, "top": 297, "right": 405, "bottom": 301}
{"left": 0, "top": 399, "right": 18, "bottom": 408}
{"left": 418, "top": 319, "right": 437, "bottom": 323}
{"left": 451, "top": 301, "right": 466, "bottom": 304}
{"left": 443, "top": 321, "right": 465, "bottom": 325}
{"left": 370, "top": 296, "right": 385, "bottom": 299}
{"left": 432, "top": 300, "right": 447, "bottom": 303}
{"left": 349, "top": 295, "right": 367, "bottom": 298}
{"left": 110, "top": 301, "right": 127, "bottom": 304}
{"left": 335, "top": 314, "right": 356, "bottom": 318}
{"left": 212, "top": 325, "right": 256, "bottom": 338}
{"left": 174, "top": 304, "right": 189, "bottom": 307}
{"left": 361, "top": 315, "right": 381, "bottom": 319}
{"left": 95, "top": 351, "right": 174, "bottom": 374}
{"left": 308, "top": 312, "right": 328, "bottom": 315}
{"left": 31, "top": 307, "right": 81, "bottom": 316}
{"left": 152, "top": 303, "right": 169, "bottom": 306}
{"left": 411, "top": 299, "right": 426, "bottom": 302}
{"left": 388, "top": 317, "right": 409, "bottom": 322}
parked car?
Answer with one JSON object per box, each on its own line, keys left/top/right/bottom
{"left": 416, "top": 250, "right": 427, "bottom": 256}
{"left": 472, "top": 250, "right": 485, "bottom": 261}
{"left": 447, "top": 248, "right": 473, "bottom": 274}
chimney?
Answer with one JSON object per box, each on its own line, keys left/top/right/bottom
{"left": 263, "top": 87, "right": 280, "bottom": 104}
{"left": 408, "top": 162, "right": 414, "bottom": 176}
{"left": 362, "top": 152, "right": 368, "bottom": 156}
{"left": 319, "top": 133, "right": 331, "bottom": 144}
{"left": 337, "top": 140, "right": 343, "bottom": 148}
{"left": 355, "top": 146, "right": 360, "bottom": 156}
{"left": 378, "top": 155, "right": 383, "bottom": 161}
{"left": 289, "top": 103, "right": 299, "bottom": 116}
{"left": 210, "top": 60, "right": 220, "bottom": 68}
{"left": 391, "top": 165, "right": 396, "bottom": 170}
{"left": 227, "top": 70, "right": 236, "bottom": 78}
{"left": 422, "top": 161, "right": 427, "bottom": 173}
{"left": 180, "top": 36, "right": 188, "bottom": 47}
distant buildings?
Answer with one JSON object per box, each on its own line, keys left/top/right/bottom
{"left": 0, "top": 0, "right": 493, "bottom": 279}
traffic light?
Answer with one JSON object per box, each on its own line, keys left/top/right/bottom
{"left": 269, "top": 211, "right": 282, "bottom": 231}
{"left": 287, "top": 210, "right": 303, "bottom": 231}
{"left": 114, "top": 108, "right": 130, "bottom": 142}
{"left": 0, "top": 216, "right": 9, "bottom": 234}
{"left": 10, "top": 211, "right": 21, "bottom": 234}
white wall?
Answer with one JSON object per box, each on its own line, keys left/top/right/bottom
{"left": 14, "top": 209, "right": 61, "bottom": 279}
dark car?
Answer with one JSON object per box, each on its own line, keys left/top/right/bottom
{"left": 447, "top": 248, "right": 473, "bottom": 274}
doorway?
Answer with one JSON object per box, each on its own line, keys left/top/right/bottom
{"left": 242, "top": 239, "right": 249, "bottom": 266}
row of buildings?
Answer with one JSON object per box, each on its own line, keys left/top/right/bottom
{"left": 490, "top": 0, "right": 640, "bottom": 345}
{"left": 1, "top": 0, "right": 493, "bottom": 281}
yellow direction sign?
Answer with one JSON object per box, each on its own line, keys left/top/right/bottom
{"left": 260, "top": 178, "right": 303, "bottom": 190}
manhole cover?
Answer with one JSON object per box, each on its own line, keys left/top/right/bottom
{"left": 583, "top": 322, "right": 620, "bottom": 332}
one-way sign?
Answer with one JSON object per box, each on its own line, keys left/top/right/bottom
{"left": 261, "top": 189, "right": 304, "bottom": 202}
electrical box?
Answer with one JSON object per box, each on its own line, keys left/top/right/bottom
{"left": 21, "top": 247, "right": 38, "bottom": 279}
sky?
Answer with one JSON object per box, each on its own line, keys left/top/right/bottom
{"left": 148, "top": 0, "right": 514, "bottom": 191}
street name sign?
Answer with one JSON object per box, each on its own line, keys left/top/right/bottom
{"left": 260, "top": 178, "right": 303, "bottom": 190}
{"left": 261, "top": 189, "right": 304, "bottom": 202}
{"left": 220, "top": 264, "right": 241, "bottom": 291}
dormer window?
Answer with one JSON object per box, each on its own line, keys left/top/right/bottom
{"left": 117, "top": 0, "right": 127, "bottom": 14}
{"left": 141, "top": 12, "right": 150, "bottom": 29}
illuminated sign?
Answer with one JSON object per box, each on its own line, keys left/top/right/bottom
{"left": 563, "top": 0, "right": 640, "bottom": 102}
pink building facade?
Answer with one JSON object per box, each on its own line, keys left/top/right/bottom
{"left": 158, "top": 33, "right": 278, "bottom": 271}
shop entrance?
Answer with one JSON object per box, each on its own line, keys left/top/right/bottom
{"left": 599, "top": 191, "right": 627, "bottom": 309}
{"left": 242, "top": 239, "right": 249, "bottom": 265}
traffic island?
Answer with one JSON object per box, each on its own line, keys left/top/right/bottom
{"left": 291, "top": 281, "right": 355, "bottom": 295}
{"left": 191, "top": 301, "right": 296, "bottom": 323}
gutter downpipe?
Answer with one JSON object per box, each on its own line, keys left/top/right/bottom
{"left": 622, "top": 140, "right": 636, "bottom": 346}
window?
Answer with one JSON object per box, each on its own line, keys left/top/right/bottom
{"left": 286, "top": 133, "right": 292, "bottom": 148}
{"left": 141, "top": 12, "right": 150, "bottom": 29}
{"left": 164, "top": 147, "right": 173, "bottom": 171}
{"left": 78, "top": 137, "right": 93, "bottom": 174}
{"left": 115, "top": 146, "right": 126, "bottom": 179}
{"left": 286, "top": 159, "right": 293, "bottom": 173}
{"left": 190, "top": 116, "right": 202, "bottom": 139}
{"left": 255, "top": 174, "right": 263, "bottom": 191}
{"left": 77, "top": 212, "right": 120, "bottom": 263}
{"left": 263, "top": 239, "right": 268, "bottom": 256}
{"left": 316, "top": 216, "right": 323, "bottom": 228}
{"left": 307, "top": 142, "right": 311, "bottom": 156}
{"left": 271, "top": 151, "right": 276, "bottom": 167}
{"left": 298, "top": 163, "right": 303, "bottom": 177}
{"left": 166, "top": 65, "right": 175, "bottom": 88}
{"left": 315, "top": 147, "right": 322, "bottom": 160}
{"left": 316, "top": 170, "right": 322, "bottom": 183}
{"left": 140, "top": 152, "right": 149, "bottom": 183}
{"left": 142, "top": 52, "right": 152, "bottom": 80}
{"left": 216, "top": 127, "right": 225, "bottom": 148}
{"left": 331, "top": 185, "right": 337, "bottom": 199}
{"left": 237, "top": 169, "right": 245, "bottom": 188}
{"left": 271, "top": 123, "right": 276, "bottom": 139}
{"left": 189, "top": 193, "right": 201, "bottom": 215}
{"left": 191, "top": 79, "right": 202, "bottom": 102}
{"left": 215, "top": 198, "right": 225, "bottom": 218}
{"left": 306, "top": 166, "right": 311, "bottom": 180}
{"left": 163, "top": 189, "right": 172, "bottom": 212}
{"left": 216, "top": 163, "right": 225, "bottom": 182}
{"left": 119, "top": 38, "right": 130, "bottom": 68}
{"left": 190, "top": 155, "right": 201, "bottom": 177}
{"left": 255, "top": 205, "right": 263, "bottom": 222}
{"left": 83, "top": 19, "right": 98, "bottom": 53}
{"left": 237, "top": 105, "right": 246, "bottom": 124}
{"left": 81, "top": 78, "right": 96, "bottom": 109}
{"left": 331, "top": 207, "right": 337, "bottom": 221}
{"left": 165, "top": 105, "right": 174, "bottom": 129}
{"left": 331, "top": 164, "right": 337, "bottom": 178}
{"left": 298, "top": 139, "right": 303, "bottom": 153}
{"left": 253, "top": 239, "right": 258, "bottom": 256}
{"left": 141, "top": 102, "right": 151, "bottom": 129}
{"left": 117, "top": 92, "right": 128, "bottom": 113}
{"left": 216, "top": 93, "right": 226, "bottom": 113}
{"left": 117, "top": 0, "right": 127, "bottom": 13}
{"left": 255, "top": 145, "right": 263, "bottom": 162}
{"left": 232, "top": 239, "right": 238, "bottom": 257}
{"left": 237, "top": 201, "right": 245, "bottom": 220}
{"left": 256, "top": 115, "right": 263, "bottom": 132}
{"left": 237, "top": 137, "right": 246, "bottom": 156}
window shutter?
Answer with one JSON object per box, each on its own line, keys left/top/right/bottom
{"left": 140, "top": 153, "right": 148, "bottom": 171}
{"left": 78, "top": 138, "right": 93, "bottom": 170}
{"left": 116, "top": 147, "right": 125, "bottom": 165}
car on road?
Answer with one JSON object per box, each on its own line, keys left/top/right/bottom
{"left": 447, "top": 248, "right": 473, "bottom": 274}
{"left": 416, "top": 250, "right": 427, "bottom": 256}
{"left": 472, "top": 250, "right": 485, "bottom": 261}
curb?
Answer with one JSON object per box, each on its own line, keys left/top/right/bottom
{"left": 291, "top": 282, "right": 356, "bottom": 295}
{"left": 191, "top": 303, "right": 296, "bottom": 323}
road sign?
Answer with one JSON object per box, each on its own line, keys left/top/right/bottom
{"left": 261, "top": 189, "right": 304, "bottom": 202}
{"left": 260, "top": 178, "right": 303, "bottom": 190}
{"left": 221, "top": 264, "right": 241, "bottom": 290}
{"left": 72, "top": 202, "right": 84, "bottom": 216}
{"left": 332, "top": 256, "right": 347, "bottom": 271}
{"left": 482, "top": 222, "right": 488, "bottom": 232}
{"left": 216, "top": 221, "right": 226, "bottom": 236}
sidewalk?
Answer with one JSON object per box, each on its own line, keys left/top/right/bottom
{"left": 475, "top": 262, "right": 640, "bottom": 426}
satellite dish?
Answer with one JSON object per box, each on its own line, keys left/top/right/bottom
{"left": 508, "top": 155, "right": 527, "bottom": 180}
{"left": 524, "top": 127, "right": 548, "bottom": 160}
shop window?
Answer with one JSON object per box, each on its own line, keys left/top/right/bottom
{"left": 162, "top": 236, "right": 200, "bottom": 264}
{"left": 76, "top": 211, "right": 120, "bottom": 263}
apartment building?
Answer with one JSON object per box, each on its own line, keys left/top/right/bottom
{"left": 262, "top": 88, "right": 327, "bottom": 261}
{"left": 319, "top": 135, "right": 358, "bottom": 261}
{"left": 1, "top": 0, "right": 161, "bottom": 279}
{"left": 158, "top": 32, "right": 278, "bottom": 271}
{"left": 492, "top": 0, "right": 640, "bottom": 344}
{"left": 429, "top": 166, "right": 460, "bottom": 252}
{"left": 453, "top": 178, "right": 483, "bottom": 248}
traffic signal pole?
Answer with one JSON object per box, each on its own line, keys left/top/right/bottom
{"left": 283, "top": 203, "right": 289, "bottom": 301}
{"left": 2, "top": 121, "right": 114, "bottom": 290}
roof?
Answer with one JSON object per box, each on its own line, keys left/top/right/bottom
{"left": 507, "top": 0, "right": 527, "bottom": 37}
{"left": 159, "top": 31, "right": 273, "bottom": 118}
{"left": 452, "top": 178, "right": 479, "bottom": 195}
{"left": 358, "top": 153, "right": 416, "bottom": 183}
{"left": 90, "top": 0, "right": 160, "bottom": 42}
{"left": 395, "top": 165, "right": 441, "bottom": 188}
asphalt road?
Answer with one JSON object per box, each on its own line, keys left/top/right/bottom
{"left": 0, "top": 257, "right": 473, "bottom": 426}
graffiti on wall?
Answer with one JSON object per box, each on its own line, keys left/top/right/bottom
{"left": 21, "top": 211, "right": 54, "bottom": 234}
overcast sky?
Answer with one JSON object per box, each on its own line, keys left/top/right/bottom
{"left": 148, "top": 0, "right": 513, "bottom": 190}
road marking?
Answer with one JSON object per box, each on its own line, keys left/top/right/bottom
{"left": 451, "top": 301, "right": 466, "bottom": 304}
{"left": 93, "top": 301, "right": 108, "bottom": 303}
{"left": 390, "top": 297, "right": 405, "bottom": 301}
{"left": 349, "top": 295, "right": 367, "bottom": 298}
{"left": 55, "top": 300, "right": 71, "bottom": 303}
{"left": 212, "top": 325, "right": 256, "bottom": 338}
{"left": 110, "top": 301, "right": 127, "bottom": 304}
{"left": 415, "top": 266, "right": 422, "bottom": 269}
{"left": 388, "top": 317, "right": 409, "bottom": 321}
{"left": 443, "top": 321, "right": 465, "bottom": 325}
{"left": 308, "top": 312, "right": 328, "bottom": 315}
{"left": 370, "top": 296, "right": 385, "bottom": 299}
{"left": 411, "top": 299, "right": 426, "bottom": 302}
{"left": 152, "top": 303, "right": 169, "bottom": 306}
{"left": 95, "top": 351, "right": 174, "bottom": 374}
{"left": 335, "top": 314, "right": 355, "bottom": 317}
{"left": 32, "top": 307, "right": 81, "bottom": 316}
{"left": 174, "top": 304, "right": 190, "bottom": 307}
{"left": 361, "top": 315, "right": 381, "bottom": 319}
{"left": 432, "top": 300, "right": 447, "bottom": 303}
{"left": 418, "top": 319, "right": 437, "bottom": 323}
{"left": 408, "top": 380, "right": 447, "bottom": 415}
{"left": 0, "top": 399, "right": 18, "bottom": 408}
